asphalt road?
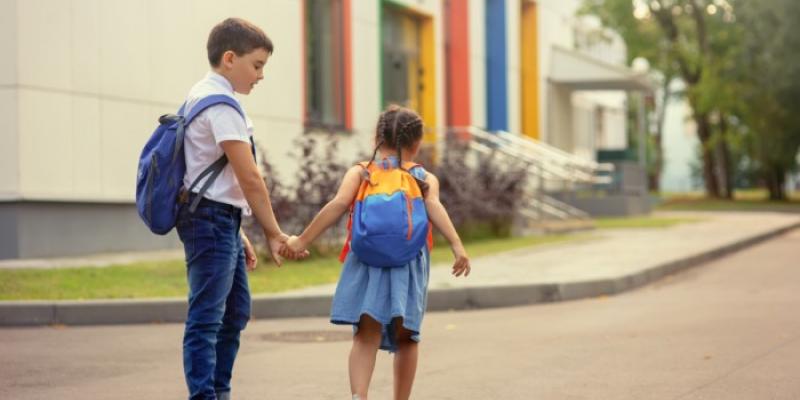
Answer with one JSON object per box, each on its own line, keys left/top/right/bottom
{"left": 2, "top": 230, "right": 799, "bottom": 399}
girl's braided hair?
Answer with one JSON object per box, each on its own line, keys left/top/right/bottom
{"left": 364, "top": 105, "right": 429, "bottom": 194}
{"left": 368, "top": 105, "right": 424, "bottom": 168}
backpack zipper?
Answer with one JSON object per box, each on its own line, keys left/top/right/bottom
{"left": 145, "top": 154, "right": 159, "bottom": 223}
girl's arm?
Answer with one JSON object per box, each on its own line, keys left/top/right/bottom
{"left": 424, "top": 173, "right": 471, "bottom": 277}
{"left": 285, "top": 165, "right": 364, "bottom": 252}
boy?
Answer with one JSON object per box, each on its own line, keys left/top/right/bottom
{"left": 176, "top": 18, "right": 304, "bottom": 400}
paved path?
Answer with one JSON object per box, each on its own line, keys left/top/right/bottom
{"left": 286, "top": 211, "right": 800, "bottom": 294}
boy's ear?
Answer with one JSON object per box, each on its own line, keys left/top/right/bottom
{"left": 221, "top": 50, "right": 236, "bottom": 69}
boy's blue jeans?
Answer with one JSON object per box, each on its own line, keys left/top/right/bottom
{"left": 176, "top": 199, "right": 251, "bottom": 400}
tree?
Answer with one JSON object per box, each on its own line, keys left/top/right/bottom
{"left": 733, "top": 0, "right": 800, "bottom": 200}
{"left": 582, "top": 0, "right": 740, "bottom": 198}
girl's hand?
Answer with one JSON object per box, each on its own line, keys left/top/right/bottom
{"left": 241, "top": 233, "right": 258, "bottom": 271}
{"left": 451, "top": 246, "right": 471, "bottom": 277}
{"left": 277, "top": 235, "right": 311, "bottom": 260}
{"left": 285, "top": 235, "right": 307, "bottom": 254}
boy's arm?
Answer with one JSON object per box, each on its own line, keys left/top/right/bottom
{"left": 220, "top": 140, "right": 300, "bottom": 265}
{"left": 424, "top": 173, "right": 471, "bottom": 277}
{"left": 286, "top": 166, "right": 363, "bottom": 252}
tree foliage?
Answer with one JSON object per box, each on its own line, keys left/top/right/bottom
{"left": 581, "top": 0, "right": 800, "bottom": 199}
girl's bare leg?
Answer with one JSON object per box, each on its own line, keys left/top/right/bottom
{"left": 393, "top": 319, "right": 419, "bottom": 400}
{"left": 350, "top": 315, "right": 382, "bottom": 399}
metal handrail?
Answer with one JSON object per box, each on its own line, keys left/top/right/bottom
{"left": 434, "top": 126, "right": 608, "bottom": 221}
{"left": 442, "top": 126, "right": 612, "bottom": 185}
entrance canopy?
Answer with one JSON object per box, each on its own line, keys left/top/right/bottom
{"left": 549, "top": 45, "right": 653, "bottom": 92}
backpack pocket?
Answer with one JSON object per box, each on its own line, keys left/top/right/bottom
{"left": 355, "top": 191, "right": 410, "bottom": 238}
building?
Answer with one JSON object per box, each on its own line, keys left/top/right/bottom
{"left": 0, "top": 0, "right": 649, "bottom": 259}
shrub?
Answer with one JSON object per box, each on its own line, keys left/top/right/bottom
{"left": 243, "top": 134, "right": 350, "bottom": 256}
{"left": 430, "top": 137, "right": 529, "bottom": 239}
{"left": 244, "top": 133, "right": 530, "bottom": 254}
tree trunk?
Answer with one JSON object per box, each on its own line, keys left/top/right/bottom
{"left": 695, "top": 113, "right": 721, "bottom": 197}
{"left": 719, "top": 141, "right": 734, "bottom": 199}
{"left": 716, "top": 118, "right": 735, "bottom": 199}
{"left": 766, "top": 165, "right": 787, "bottom": 201}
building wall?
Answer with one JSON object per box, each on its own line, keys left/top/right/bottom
{"left": 0, "top": 0, "right": 640, "bottom": 258}
{"left": 352, "top": 0, "right": 381, "bottom": 144}
{"left": 3, "top": 201, "right": 180, "bottom": 259}
{"left": 538, "top": 0, "right": 579, "bottom": 144}
{"left": 0, "top": 0, "right": 19, "bottom": 200}
{"left": 6, "top": 0, "right": 631, "bottom": 204}
{"left": 468, "top": 0, "right": 487, "bottom": 129}
{"left": 661, "top": 81, "right": 700, "bottom": 192}
{"left": 537, "top": 0, "right": 628, "bottom": 156}
{"left": 505, "top": 0, "right": 521, "bottom": 135}
{"left": 7, "top": 0, "right": 310, "bottom": 203}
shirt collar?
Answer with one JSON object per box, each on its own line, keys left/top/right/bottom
{"left": 206, "top": 71, "right": 235, "bottom": 95}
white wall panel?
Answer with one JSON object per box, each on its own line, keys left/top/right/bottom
{"left": 98, "top": 99, "right": 151, "bottom": 200}
{"left": 0, "top": 89, "right": 19, "bottom": 198}
{"left": 18, "top": 89, "right": 74, "bottom": 196}
{"left": 18, "top": 0, "right": 72, "bottom": 90}
{"left": 0, "top": 0, "right": 18, "bottom": 86}
{"left": 71, "top": 96, "right": 103, "bottom": 196}
{"left": 469, "top": 0, "right": 487, "bottom": 129}
{"left": 99, "top": 1, "right": 151, "bottom": 100}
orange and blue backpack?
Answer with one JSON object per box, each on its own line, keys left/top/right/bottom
{"left": 339, "top": 158, "right": 433, "bottom": 267}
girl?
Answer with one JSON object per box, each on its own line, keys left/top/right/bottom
{"left": 282, "top": 105, "right": 470, "bottom": 400}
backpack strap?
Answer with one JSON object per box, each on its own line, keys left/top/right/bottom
{"left": 178, "top": 95, "right": 248, "bottom": 213}
{"left": 183, "top": 94, "right": 243, "bottom": 122}
{"left": 403, "top": 162, "right": 430, "bottom": 196}
{"left": 402, "top": 161, "right": 420, "bottom": 171}
{"left": 173, "top": 95, "right": 245, "bottom": 163}
{"left": 340, "top": 161, "right": 374, "bottom": 262}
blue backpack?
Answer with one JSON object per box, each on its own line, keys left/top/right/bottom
{"left": 136, "top": 95, "right": 244, "bottom": 235}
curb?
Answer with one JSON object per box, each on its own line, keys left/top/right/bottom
{"left": 2, "top": 222, "right": 798, "bottom": 327}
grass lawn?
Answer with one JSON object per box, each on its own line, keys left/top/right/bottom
{"left": 594, "top": 216, "right": 703, "bottom": 229}
{"left": 656, "top": 190, "right": 800, "bottom": 213}
{"left": 0, "top": 234, "right": 582, "bottom": 301}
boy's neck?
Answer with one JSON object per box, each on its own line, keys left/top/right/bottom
{"left": 211, "top": 68, "right": 235, "bottom": 90}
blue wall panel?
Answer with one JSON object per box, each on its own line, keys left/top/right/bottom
{"left": 486, "top": 0, "right": 508, "bottom": 132}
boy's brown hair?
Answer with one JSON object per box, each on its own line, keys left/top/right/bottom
{"left": 207, "top": 18, "right": 273, "bottom": 67}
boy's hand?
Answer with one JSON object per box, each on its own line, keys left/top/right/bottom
{"left": 451, "top": 246, "right": 471, "bottom": 277}
{"left": 266, "top": 233, "right": 290, "bottom": 267}
{"left": 241, "top": 233, "right": 258, "bottom": 271}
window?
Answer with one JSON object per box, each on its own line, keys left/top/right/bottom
{"left": 305, "top": 0, "right": 350, "bottom": 131}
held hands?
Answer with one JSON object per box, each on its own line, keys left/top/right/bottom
{"left": 278, "top": 235, "right": 308, "bottom": 259}
{"left": 266, "top": 232, "right": 310, "bottom": 267}
{"left": 451, "top": 245, "right": 471, "bottom": 278}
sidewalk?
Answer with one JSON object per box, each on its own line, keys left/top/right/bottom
{"left": 2, "top": 211, "right": 799, "bottom": 326}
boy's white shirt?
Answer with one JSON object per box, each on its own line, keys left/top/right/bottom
{"left": 182, "top": 71, "right": 254, "bottom": 213}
